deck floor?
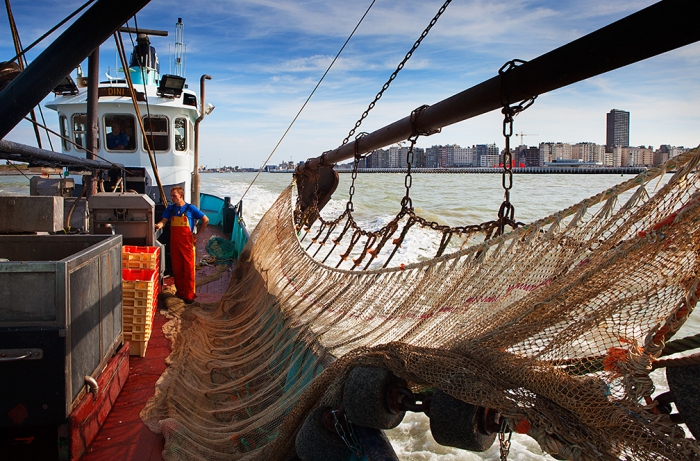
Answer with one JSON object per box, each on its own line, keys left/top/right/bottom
{"left": 83, "top": 226, "right": 233, "bottom": 460}
{"left": 81, "top": 311, "right": 168, "bottom": 461}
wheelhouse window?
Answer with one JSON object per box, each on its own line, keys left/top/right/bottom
{"left": 175, "top": 117, "right": 188, "bottom": 152}
{"left": 72, "top": 113, "right": 99, "bottom": 151}
{"left": 59, "top": 115, "right": 70, "bottom": 151}
{"left": 105, "top": 114, "right": 136, "bottom": 151}
{"left": 142, "top": 116, "right": 169, "bottom": 152}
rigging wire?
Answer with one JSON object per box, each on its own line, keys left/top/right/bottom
{"left": 126, "top": 15, "right": 159, "bottom": 173}
{"left": 114, "top": 27, "right": 169, "bottom": 205}
{"left": 6, "top": 0, "right": 95, "bottom": 64}
{"left": 21, "top": 115, "right": 129, "bottom": 171}
{"left": 238, "top": 0, "right": 377, "bottom": 203}
{"left": 4, "top": 0, "right": 56, "bottom": 151}
{"left": 7, "top": 161, "right": 29, "bottom": 179}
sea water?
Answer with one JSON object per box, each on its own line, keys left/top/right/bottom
{"left": 1, "top": 171, "right": 696, "bottom": 459}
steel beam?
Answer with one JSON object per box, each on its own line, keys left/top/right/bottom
{"left": 299, "top": 0, "right": 700, "bottom": 174}
{"left": 0, "top": 0, "right": 151, "bottom": 140}
{"left": 0, "top": 140, "right": 120, "bottom": 171}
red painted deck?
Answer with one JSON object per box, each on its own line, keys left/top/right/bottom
{"left": 82, "top": 226, "right": 233, "bottom": 461}
{"left": 81, "top": 311, "right": 169, "bottom": 461}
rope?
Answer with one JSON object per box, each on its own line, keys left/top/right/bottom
{"left": 661, "top": 333, "right": 700, "bottom": 356}
{"left": 238, "top": 0, "right": 377, "bottom": 203}
{"left": 114, "top": 29, "right": 168, "bottom": 206}
{"left": 125, "top": 16, "right": 159, "bottom": 176}
{"left": 653, "top": 353, "right": 700, "bottom": 369}
{"left": 7, "top": 161, "right": 29, "bottom": 179}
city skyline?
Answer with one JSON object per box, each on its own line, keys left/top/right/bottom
{"left": 339, "top": 140, "right": 687, "bottom": 170}
{"left": 2, "top": 1, "right": 699, "bottom": 168}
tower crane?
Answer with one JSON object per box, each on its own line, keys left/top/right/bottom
{"left": 517, "top": 132, "right": 538, "bottom": 146}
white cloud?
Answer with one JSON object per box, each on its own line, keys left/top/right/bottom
{"left": 2, "top": 0, "right": 698, "bottom": 168}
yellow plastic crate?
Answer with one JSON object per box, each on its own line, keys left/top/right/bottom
{"left": 122, "top": 296, "right": 152, "bottom": 309}
{"left": 122, "top": 279, "right": 155, "bottom": 292}
{"left": 123, "top": 330, "right": 151, "bottom": 342}
{"left": 122, "top": 246, "right": 160, "bottom": 271}
{"left": 124, "top": 313, "right": 153, "bottom": 325}
{"left": 128, "top": 340, "right": 149, "bottom": 357}
{"left": 130, "top": 323, "right": 150, "bottom": 334}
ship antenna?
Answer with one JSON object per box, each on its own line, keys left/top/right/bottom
{"left": 175, "top": 17, "right": 184, "bottom": 77}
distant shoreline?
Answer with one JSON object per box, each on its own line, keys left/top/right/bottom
{"left": 264, "top": 166, "right": 649, "bottom": 175}
{"left": 2, "top": 166, "right": 653, "bottom": 176}
{"left": 0, "top": 169, "right": 30, "bottom": 176}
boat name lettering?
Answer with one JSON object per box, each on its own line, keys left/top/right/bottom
{"left": 98, "top": 88, "right": 146, "bottom": 101}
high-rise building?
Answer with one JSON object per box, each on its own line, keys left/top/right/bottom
{"left": 606, "top": 109, "right": 630, "bottom": 149}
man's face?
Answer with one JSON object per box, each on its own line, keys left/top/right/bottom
{"left": 170, "top": 190, "right": 184, "bottom": 205}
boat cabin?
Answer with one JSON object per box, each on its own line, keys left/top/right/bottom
{"left": 45, "top": 30, "right": 200, "bottom": 204}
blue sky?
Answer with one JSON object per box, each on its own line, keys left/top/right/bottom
{"left": 2, "top": 0, "right": 699, "bottom": 168}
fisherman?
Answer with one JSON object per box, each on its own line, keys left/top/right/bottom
{"left": 155, "top": 186, "right": 209, "bottom": 304}
{"left": 107, "top": 120, "right": 128, "bottom": 149}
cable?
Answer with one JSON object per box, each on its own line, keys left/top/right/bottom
{"left": 239, "top": 0, "right": 376, "bottom": 202}
{"left": 6, "top": 0, "right": 95, "bottom": 64}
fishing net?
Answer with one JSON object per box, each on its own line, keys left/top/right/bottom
{"left": 141, "top": 147, "right": 700, "bottom": 461}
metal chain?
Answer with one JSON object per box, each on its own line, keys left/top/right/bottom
{"left": 497, "top": 59, "right": 537, "bottom": 235}
{"left": 331, "top": 409, "right": 362, "bottom": 457}
{"left": 346, "top": 132, "right": 368, "bottom": 212}
{"left": 401, "top": 135, "right": 418, "bottom": 209}
{"left": 304, "top": 1, "right": 454, "bottom": 242}
{"left": 401, "top": 105, "right": 442, "bottom": 210}
{"left": 499, "top": 418, "right": 512, "bottom": 461}
{"left": 340, "top": 0, "right": 452, "bottom": 147}
{"left": 499, "top": 106, "right": 515, "bottom": 233}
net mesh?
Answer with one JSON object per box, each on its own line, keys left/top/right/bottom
{"left": 141, "top": 148, "right": 700, "bottom": 461}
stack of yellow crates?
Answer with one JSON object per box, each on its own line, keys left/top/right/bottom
{"left": 121, "top": 246, "right": 160, "bottom": 357}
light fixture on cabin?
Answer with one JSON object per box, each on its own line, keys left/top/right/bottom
{"left": 52, "top": 75, "right": 79, "bottom": 95}
{"left": 205, "top": 103, "right": 215, "bottom": 115}
{"left": 157, "top": 74, "right": 186, "bottom": 98}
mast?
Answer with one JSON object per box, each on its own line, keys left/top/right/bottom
{"left": 193, "top": 75, "right": 212, "bottom": 208}
{"left": 174, "top": 17, "right": 184, "bottom": 77}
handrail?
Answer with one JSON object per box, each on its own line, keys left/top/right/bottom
{"left": 296, "top": 0, "right": 700, "bottom": 175}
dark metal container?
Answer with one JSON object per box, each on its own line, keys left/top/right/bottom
{"left": 0, "top": 234, "right": 122, "bottom": 427}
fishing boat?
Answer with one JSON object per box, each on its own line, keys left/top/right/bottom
{"left": 0, "top": 1, "right": 248, "bottom": 459}
{"left": 2, "top": 0, "right": 700, "bottom": 460}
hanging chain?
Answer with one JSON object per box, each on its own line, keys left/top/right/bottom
{"left": 401, "top": 135, "right": 418, "bottom": 209}
{"left": 340, "top": 0, "right": 452, "bottom": 147}
{"left": 497, "top": 59, "right": 537, "bottom": 235}
{"left": 346, "top": 132, "right": 369, "bottom": 212}
{"left": 402, "top": 105, "right": 442, "bottom": 210}
{"left": 498, "top": 418, "right": 512, "bottom": 461}
{"left": 331, "top": 409, "right": 362, "bottom": 457}
{"left": 499, "top": 106, "right": 515, "bottom": 234}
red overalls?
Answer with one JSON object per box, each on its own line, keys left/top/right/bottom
{"left": 170, "top": 212, "right": 196, "bottom": 301}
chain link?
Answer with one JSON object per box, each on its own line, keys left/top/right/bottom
{"left": 401, "top": 135, "right": 418, "bottom": 209}
{"left": 496, "top": 59, "right": 537, "bottom": 236}
{"left": 346, "top": 132, "right": 368, "bottom": 212}
{"left": 340, "top": 0, "right": 452, "bottom": 147}
{"left": 331, "top": 409, "right": 362, "bottom": 457}
{"left": 498, "top": 418, "right": 512, "bottom": 461}
{"left": 300, "top": 1, "right": 453, "bottom": 233}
